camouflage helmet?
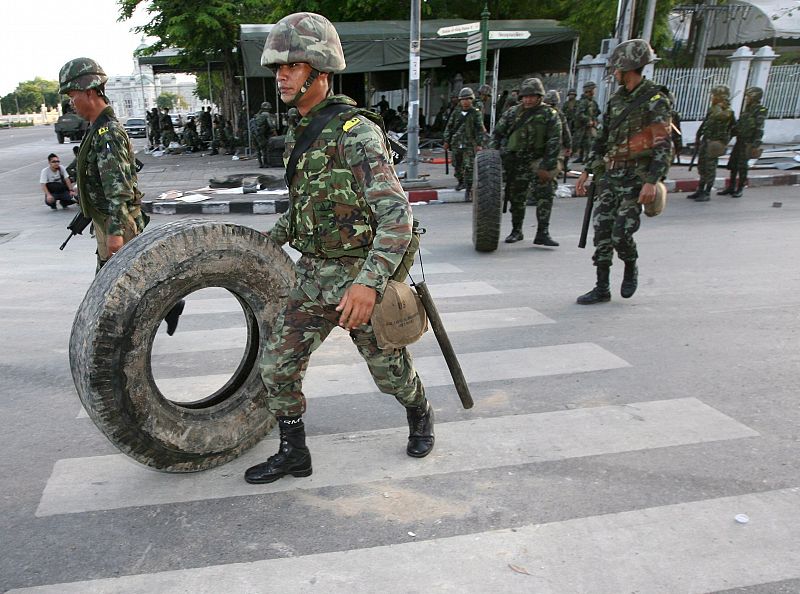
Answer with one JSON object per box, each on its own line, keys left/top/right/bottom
{"left": 711, "top": 85, "right": 730, "bottom": 100}
{"left": 261, "top": 12, "right": 346, "bottom": 73}
{"left": 58, "top": 57, "right": 107, "bottom": 95}
{"left": 519, "top": 77, "right": 545, "bottom": 97}
{"left": 260, "top": 101, "right": 272, "bottom": 110}
{"left": 583, "top": 80, "right": 597, "bottom": 90}
{"left": 478, "top": 84, "right": 492, "bottom": 95}
{"left": 609, "top": 38, "right": 655, "bottom": 72}
{"left": 543, "top": 90, "right": 561, "bottom": 106}
{"left": 567, "top": 89, "right": 577, "bottom": 96}
{"left": 458, "top": 87, "right": 475, "bottom": 100}
{"left": 745, "top": 86, "right": 763, "bottom": 102}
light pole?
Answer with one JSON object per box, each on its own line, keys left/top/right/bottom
{"left": 406, "top": 0, "right": 421, "bottom": 182}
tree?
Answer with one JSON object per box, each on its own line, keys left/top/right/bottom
{"left": 118, "top": 0, "right": 273, "bottom": 126}
{"left": 156, "top": 92, "right": 178, "bottom": 110}
{"left": 194, "top": 71, "right": 224, "bottom": 104}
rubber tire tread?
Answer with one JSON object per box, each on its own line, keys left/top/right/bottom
{"left": 472, "top": 149, "right": 503, "bottom": 252}
{"left": 69, "top": 219, "right": 296, "bottom": 472}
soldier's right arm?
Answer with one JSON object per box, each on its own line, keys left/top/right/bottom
{"left": 443, "top": 110, "right": 455, "bottom": 143}
{"left": 266, "top": 212, "right": 290, "bottom": 246}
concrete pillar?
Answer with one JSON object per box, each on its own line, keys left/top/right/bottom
{"left": 575, "top": 55, "right": 595, "bottom": 94}
{"left": 727, "top": 46, "right": 754, "bottom": 118}
{"left": 643, "top": 52, "right": 658, "bottom": 81}
{"left": 749, "top": 45, "right": 778, "bottom": 91}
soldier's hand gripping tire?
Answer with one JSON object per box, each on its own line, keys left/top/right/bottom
{"left": 472, "top": 149, "right": 503, "bottom": 252}
{"left": 69, "top": 220, "right": 296, "bottom": 472}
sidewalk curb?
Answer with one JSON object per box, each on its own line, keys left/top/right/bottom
{"left": 142, "top": 171, "right": 799, "bottom": 214}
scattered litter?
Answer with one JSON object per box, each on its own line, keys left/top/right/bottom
{"left": 215, "top": 187, "right": 248, "bottom": 194}
{"left": 174, "top": 194, "right": 211, "bottom": 203}
{"left": 508, "top": 564, "right": 531, "bottom": 575}
{"left": 773, "top": 202, "right": 783, "bottom": 208}
{"left": 556, "top": 184, "right": 573, "bottom": 199}
{"left": 232, "top": 155, "right": 240, "bottom": 160}
{"left": 407, "top": 531, "right": 416, "bottom": 537}
{"left": 383, "top": 492, "right": 390, "bottom": 498}
{"left": 735, "top": 514, "right": 750, "bottom": 524}
{"left": 157, "top": 190, "right": 184, "bottom": 201}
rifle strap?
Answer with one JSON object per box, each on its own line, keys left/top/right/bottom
{"left": 507, "top": 107, "right": 536, "bottom": 138}
{"left": 605, "top": 87, "right": 663, "bottom": 135}
{"left": 285, "top": 103, "right": 353, "bottom": 186}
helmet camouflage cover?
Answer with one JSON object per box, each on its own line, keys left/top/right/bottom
{"left": 711, "top": 85, "right": 730, "bottom": 100}
{"left": 478, "top": 84, "right": 491, "bottom": 95}
{"left": 261, "top": 12, "right": 346, "bottom": 73}
{"left": 609, "top": 38, "right": 655, "bottom": 72}
{"left": 458, "top": 87, "right": 475, "bottom": 99}
{"left": 58, "top": 57, "right": 108, "bottom": 94}
{"left": 260, "top": 101, "right": 272, "bottom": 110}
{"left": 520, "top": 77, "right": 545, "bottom": 97}
{"left": 745, "top": 86, "right": 763, "bottom": 102}
{"left": 567, "top": 89, "right": 577, "bottom": 95}
{"left": 583, "top": 80, "right": 597, "bottom": 90}
{"left": 544, "top": 90, "right": 560, "bottom": 105}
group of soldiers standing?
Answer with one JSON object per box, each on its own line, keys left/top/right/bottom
{"left": 144, "top": 105, "right": 243, "bottom": 156}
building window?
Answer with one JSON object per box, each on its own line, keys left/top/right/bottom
{"left": 124, "top": 99, "right": 133, "bottom": 111}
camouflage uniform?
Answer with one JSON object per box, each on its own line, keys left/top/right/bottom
{"left": 181, "top": 120, "right": 202, "bottom": 152}
{"left": 562, "top": 90, "right": 578, "bottom": 134}
{"left": 159, "top": 110, "right": 176, "bottom": 147}
{"left": 146, "top": 108, "right": 161, "bottom": 149}
{"left": 723, "top": 87, "right": 767, "bottom": 197}
{"left": 573, "top": 84, "right": 600, "bottom": 161}
{"left": 443, "top": 91, "right": 485, "bottom": 194}
{"left": 58, "top": 58, "right": 148, "bottom": 272}
{"left": 491, "top": 78, "right": 562, "bottom": 244}
{"left": 254, "top": 103, "right": 277, "bottom": 167}
{"left": 262, "top": 94, "right": 424, "bottom": 417}
{"left": 692, "top": 85, "right": 735, "bottom": 201}
{"left": 199, "top": 109, "right": 213, "bottom": 141}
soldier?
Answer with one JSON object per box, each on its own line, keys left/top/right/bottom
{"left": 575, "top": 39, "right": 673, "bottom": 304}
{"left": 180, "top": 117, "right": 203, "bottom": 152}
{"left": 244, "top": 12, "right": 433, "bottom": 485}
{"left": 562, "top": 89, "right": 578, "bottom": 135}
{"left": 491, "top": 77, "right": 562, "bottom": 245}
{"left": 720, "top": 86, "right": 767, "bottom": 198}
{"left": 688, "top": 85, "right": 735, "bottom": 202}
{"left": 146, "top": 107, "right": 161, "bottom": 150}
{"left": 573, "top": 81, "right": 600, "bottom": 162}
{"left": 504, "top": 88, "right": 519, "bottom": 112}
{"left": 254, "top": 101, "right": 278, "bottom": 167}
{"left": 209, "top": 117, "right": 223, "bottom": 155}
{"left": 443, "top": 87, "right": 486, "bottom": 197}
{"left": 223, "top": 117, "right": 237, "bottom": 155}
{"left": 476, "top": 83, "right": 492, "bottom": 130}
{"left": 544, "top": 88, "right": 573, "bottom": 176}
{"left": 199, "top": 106, "right": 213, "bottom": 141}
{"left": 59, "top": 57, "right": 184, "bottom": 333}
{"left": 159, "top": 107, "right": 176, "bottom": 147}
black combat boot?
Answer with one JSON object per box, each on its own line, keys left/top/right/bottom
{"left": 718, "top": 174, "right": 736, "bottom": 195}
{"left": 731, "top": 179, "right": 744, "bottom": 198}
{"left": 533, "top": 225, "right": 559, "bottom": 247}
{"left": 620, "top": 260, "right": 638, "bottom": 298}
{"left": 577, "top": 265, "right": 611, "bottom": 305}
{"left": 163, "top": 300, "right": 185, "bottom": 336}
{"left": 505, "top": 226, "right": 524, "bottom": 243}
{"left": 455, "top": 180, "right": 464, "bottom": 191}
{"left": 464, "top": 185, "right": 472, "bottom": 202}
{"left": 244, "top": 417, "right": 312, "bottom": 484}
{"left": 694, "top": 183, "right": 711, "bottom": 202}
{"left": 406, "top": 400, "right": 435, "bottom": 458}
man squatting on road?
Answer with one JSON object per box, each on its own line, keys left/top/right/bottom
{"left": 244, "top": 12, "right": 434, "bottom": 485}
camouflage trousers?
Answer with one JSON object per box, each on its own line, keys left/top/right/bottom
{"left": 502, "top": 152, "right": 535, "bottom": 229}
{"left": 591, "top": 169, "right": 642, "bottom": 266}
{"left": 259, "top": 293, "right": 426, "bottom": 418}
{"left": 726, "top": 141, "right": 752, "bottom": 182}
{"left": 452, "top": 147, "right": 477, "bottom": 188}
{"left": 93, "top": 209, "right": 147, "bottom": 273}
{"left": 572, "top": 126, "right": 596, "bottom": 158}
{"left": 529, "top": 176, "right": 557, "bottom": 230}
{"left": 161, "top": 130, "right": 177, "bottom": 147}
{"left": 697, "top": 141, "right": 719, "bottom": 186}
{"left": 148, "top": 129, "right": 160, "bottom": 148}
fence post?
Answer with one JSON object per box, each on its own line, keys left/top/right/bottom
{"left": 727, "top": 46, "right": 754, "bottom": 118}
{"left": 749, "top": 46, "right": 778, "bottom": 91}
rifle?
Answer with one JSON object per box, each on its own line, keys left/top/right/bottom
{"left": 578, "top": 179, "right": 596, "bottom": 249}
{"left": 59, "top": 211, "right": 92, "bottom": 250}
{"left": 687, "top": 137, "right": 701, "bottom": 171}
{"left": 444, "top": 146, "right": 449, "bottom": 175}
{"left": 562, "top": 155, "right": 569, "bottom": 184}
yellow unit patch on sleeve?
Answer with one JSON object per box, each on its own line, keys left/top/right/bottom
{"left": 342, "top": 117, "right": 361, "bottom": 133}
{"left": 98, "top": 126, "right": 109, "bottom": 135}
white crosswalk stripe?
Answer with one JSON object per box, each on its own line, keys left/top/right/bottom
{"left": 19, "top": 487, "right": 800, "bottom": 593}
{"left": 41, "top": 398, "right": 756, "bottom": 516}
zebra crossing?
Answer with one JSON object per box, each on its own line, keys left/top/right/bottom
{"left": 23, "top": 250, "right": 799, "bottom": 592}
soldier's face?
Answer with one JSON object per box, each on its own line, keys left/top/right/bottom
{"left": 521, "top": 95, "right": 541, "bottom": 109}
{"left": 459, "top": 98, "right": 472, "bottom": 109}
{"left": 274, "top": 62, "right": 325, "bottom": 111}
{"left": 67, "top": 90, "right": 90, "bottom": 119}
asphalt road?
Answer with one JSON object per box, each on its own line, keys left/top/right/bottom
{"left": 1, "top": 126, "right": 799, "bottom": 593}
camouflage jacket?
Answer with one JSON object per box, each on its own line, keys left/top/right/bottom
{"left": 443, "top": 106, "right": 485, "bottom": 149}
{"left": 491, "top": 103, "right": 562, "bottom": 171}
{"left": 269, "top": 95, "right": 411, "bottom": 299}
{"left": 734, "top": 102, "right": 767, "bottom": 146}
{"left": 75, "top": 106, "right": 145, "bottom": 236}
{"left": 159, "top": 113, "right": 174, "bottom": 132}
{"left": 254, "top": 111, "right": 276, "bottom": 143}
{"left": 553, "top": 107, "right": 572, "bottom": 152}
{"left": 586, "top": 78, "right": 673, "bottom": 184}
{"left": 574, "top": 95, "right": 600, "bottom": 128}
{"left": 698, "top": 103, "right": 735, "bottom": 143}
{"left": 562, "top": 98, "right": 578, "bottom": 128}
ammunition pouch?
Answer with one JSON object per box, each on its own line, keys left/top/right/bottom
{"left": 706, "top": 140, "right": 728, "bottom": 158}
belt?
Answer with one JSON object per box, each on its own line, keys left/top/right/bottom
{"left": 605, "top": 158, "right": 642, "bottom": 170}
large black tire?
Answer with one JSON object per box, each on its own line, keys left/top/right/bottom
{"left": 69, "top": 220, "right": 296, "bottom": 472}
{"left": 472, "top": 149, "right": 503, "bottom": 252}
{"left": 57, "top": 132, "right": 65, "bottom": 144}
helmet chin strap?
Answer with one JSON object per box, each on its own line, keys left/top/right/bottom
{"left": 285, "top": 68, "right": 322, "bottom": 106}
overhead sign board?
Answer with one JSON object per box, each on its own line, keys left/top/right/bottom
{"left": 466, "top": 50, "right": 482, "bottom": 62}
{"left": 437, "top": 22, "right": 480, "bottom": 36}
{"left": 467, "top": 32, "right": 483, "bottom": 45}
{"left": 489, "top": 30, "right": 531, "bottom": 40}
{"left": 467, "top": 41, "right": 483, "bottom": 54}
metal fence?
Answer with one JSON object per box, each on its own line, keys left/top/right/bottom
{"left": 761, "top": 64, "right": 800, "bottom": 119}
{"left": 652, "top": 67, "right": 728, "bottom": 120}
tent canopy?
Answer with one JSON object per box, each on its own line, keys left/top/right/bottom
{"left": 240, "top": 19, "right": 577, "bottom": 77}
{"left": 708, "top": 0, "right": 800, "bottom": 48}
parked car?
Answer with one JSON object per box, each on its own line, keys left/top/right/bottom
{"left": 123, "top": 117, "right": 147, "bottom": 138}
{"left": 170, "top": 114, "right": 184, "bottom": 134}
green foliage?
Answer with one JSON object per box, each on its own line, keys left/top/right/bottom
{"left": 156, "top": 92, "right": 178, "bottom": 110}
{"left": 194, "top": 71, "right": 224, "bottom": 102}
{"left": 0, "top": 77, "right": 60, "bottom": 114}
